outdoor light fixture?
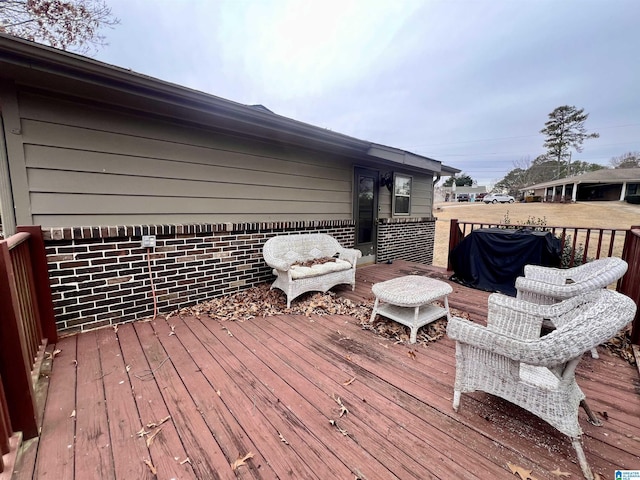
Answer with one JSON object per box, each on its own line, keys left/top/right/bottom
{"left": 381, "top": 172, "right": 394, "bottom": 191}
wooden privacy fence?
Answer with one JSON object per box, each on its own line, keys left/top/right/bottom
{"left": 447, "top": 219, "right": 640, "bottom": 343}
{"left": 0, "top": 226, "right": 57, "bottom": 473}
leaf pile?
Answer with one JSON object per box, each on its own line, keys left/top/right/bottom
{"left": 175, "top": 283, "right": 372, "bottom": 324}
{"left": 364, "top": 302, "right": 471, "bottom": 345}
{"left": 293, "top": 257, "right": 337, "bottom": 267}
{"left": 602, "top": 325, "right": 636, "bottom": 366}
{"left": 172, "top": 282, "right": 637, "bottom": 361}
{"left": 173, "top": 283, "right": 469, "bottom": 347}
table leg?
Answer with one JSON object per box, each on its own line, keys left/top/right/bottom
{"left": 410, "top": 306, "right": 419, "bottom": 343}
{"left": 369, "top": 298, "right": 379, "bottom": 323}
{"left": 444, "top": 296, "right": 451, "bottom": 320}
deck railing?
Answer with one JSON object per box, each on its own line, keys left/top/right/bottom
{"left": 620, "top": 226, "right": 640, "bottom": 344}
{"left": 447, "top": 219, "right": 640, "bottom": 343}
{"left": 0, "top": 226, "right": 57, "bottom": 472}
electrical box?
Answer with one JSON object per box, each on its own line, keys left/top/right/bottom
{"left": 141, "top": 235, "right": 156, "bottom": 248}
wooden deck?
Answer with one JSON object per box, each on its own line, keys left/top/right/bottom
{"left": 14, "top": 261, "right": 640, "bottom": 479}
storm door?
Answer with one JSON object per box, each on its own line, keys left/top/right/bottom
{"left": 353, "top": 167, "right": 379, "bottom": 262}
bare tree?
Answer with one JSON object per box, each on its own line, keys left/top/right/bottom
{"left": 0, "top": 0, "right": 118, "bottom": 53}
{"left": 610, "top": 151, "right": 640, "bottom": 169}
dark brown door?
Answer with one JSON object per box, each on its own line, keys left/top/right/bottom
{"left": 354, "top": 167, "right": 379, "bottom": 260}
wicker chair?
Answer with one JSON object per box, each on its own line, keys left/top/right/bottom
{"left": 263, "top": 233, "right": 361, "bottom": 308}
{"left": 446, "top": 289, "right": 636, "bottom": 480}
{"left": 515, "top": 257, "right": 628, "bottom": 358}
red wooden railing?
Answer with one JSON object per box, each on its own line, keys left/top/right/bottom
{"left": 0, "top": 226, "right": 57, "bottom": 473}
{"left": 447, "top": 219, "right": 627, "bottom": 269}
{"left": 620, "top": 226, "right": 640, "bottom": 344}
{"left": 447, "top": 219, "right": 640, "bottom": 344}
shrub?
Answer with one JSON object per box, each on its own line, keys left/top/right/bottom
{"left": 501, "top": 213, "right": 589, "bottom": 267}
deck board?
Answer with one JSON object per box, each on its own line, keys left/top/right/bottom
{"left": 74, "top": 330, "right": 113, "bottom": 480}
{"left": 15, "top": 260, "right": 640, "bottom": 479}
{"left": 117, "top": 322, "right": 196, "bottom": 480}
{"left": 34, "top": 335, "right": 76, "bottom": 480}
{"left": 181, "top": 314, "right": 355, "bottom": 479}
{"left": 95, "top": 327, "right": 152, "bottom": 480}
{"left": 134, "top": 321, "right": 236, "bottom": 480}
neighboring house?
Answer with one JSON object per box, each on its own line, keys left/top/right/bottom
{"left": 0, "top": 34, "right": 458, "bottom": 333}
{"left": 438, "top": 185, "right": 488, "bottom": 202}
{"left": 521, "top": 168, "right": 640, "bottom": 202}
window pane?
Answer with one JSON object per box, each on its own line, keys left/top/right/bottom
{"left": 394, "top": 175, "right": 411, "bottom": 215}
{"left": 394, "top": 176, "right": 411, "bottom": 196}
{"left": 395, "top": 196, "right": 410, "bottom": 215}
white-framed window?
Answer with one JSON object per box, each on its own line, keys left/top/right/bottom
{"left": 393, "top": 173, "right": 412, "bottom": 216}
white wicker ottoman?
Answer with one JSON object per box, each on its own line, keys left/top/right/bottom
{"left": 370, "top": 275, "right": 453, "bottom": 343}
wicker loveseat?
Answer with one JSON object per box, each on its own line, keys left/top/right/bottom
{"left": 263, "top": 233, "right": 362, "bottom": 308}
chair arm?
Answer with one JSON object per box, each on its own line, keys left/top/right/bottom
{"left": 336, "top": 247, "right": 362, "bottom": 266}
{"left": 447, "top": 316, "right": 573, "bottom": 368}
{"left": 523, "top": 264, "right": 568, "bottom": 284}
{"left": 515, "top": 276, "right": 590, "bottom": 300}
{"left": 264, "top": 256, "right": 294, "bottom": 272}
{"left": 490, "top": 292, "right": 587, "bottom": 317}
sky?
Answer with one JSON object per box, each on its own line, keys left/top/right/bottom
{"left": 93, "top": 0, "right": 640, "bottom": 187}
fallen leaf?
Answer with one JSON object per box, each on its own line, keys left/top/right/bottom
{"left": 329, "top": 419, "right": 349, "bottom": 436}
{"left": 113, "top": 324, "right": 118, "bottom": 333}
{"left": 507, "top": 462, "right": 538, "bottom": 480}
{"left": 179, "top": 457, "right": 191, "bottom": 465}
{"left": 343, "top": 376, "right": 356, "bottom": 386}
{"left": 45, "top": 348, "right": 62, "bottom": 360}
{"left": 168, "top": 324, "right": 176, "bottom": 336}
{"left": 146, "top": 415, "right": 171, "bottom": 429}
{"left": 550, "top": 468, "right": 571, "bottom": 477}
{"left": 125, "top": 364, "right": 131, "bottom": 373}
{"left": 278, "top": 431, "right": 289, "bottom": 445}
{"left": 70, "top": 409, "right": 76, "bottom": 418}
{"left": 144, "top": 459, "right": 157, "bottom": 475}
{"left": 146, "top": 427, "right": 163, "bottom": 447}
{"left": 231, "top": 452, "right": 254, "bottom": 470}
{"left": 216, "top": 390, "right": 222, "bottom": 397}
{"left": 407, "top": 350, "right": 416, "bottom": 359}
{"left": 332, "top": 394, "right": 349, "bottom": 417}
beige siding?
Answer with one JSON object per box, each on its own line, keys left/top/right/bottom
{"left": 377, "top": 173, "right": 434, "bottom": 219}
{"left": 17, "top": 90, "right": 356, "bottom": 227}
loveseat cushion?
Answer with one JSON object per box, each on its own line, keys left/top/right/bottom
{"left": 289, "top": 258, "right": 352, "bottom": 279}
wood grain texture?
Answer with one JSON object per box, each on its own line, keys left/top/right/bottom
{"left": 16, "top": 261, "right": 640, "bottom": 479}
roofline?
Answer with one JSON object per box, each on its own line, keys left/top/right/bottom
{"left": 0, "top": 33, "right": 450, "bottom": 173}
{"left": 519, "top": 168, "right": 640, "bottom": 191}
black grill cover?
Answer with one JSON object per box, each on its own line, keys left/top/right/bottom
{"left": 449, "top": 228, "right": 562, "bottom": 296}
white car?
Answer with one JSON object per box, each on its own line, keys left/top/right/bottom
{"left": 483, "top": 193, "right": 515, "bottom": 204}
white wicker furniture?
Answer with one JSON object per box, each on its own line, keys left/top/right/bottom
{"left": 370, "top": 275, "right": 452, "bottom": 343}
{"left": 446, "top": 289, "right": 637, "bottom": 480}
{"left": 515, "top": 257, "right": 628, "bottom": 358}
{"left": 263, "top": 233, "right": 361, "bottom": 308}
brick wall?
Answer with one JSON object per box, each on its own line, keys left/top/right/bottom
{"left": 44, "top": 221, "right": 355, "bottom": 334}
{"left": 376, "top": 217, "right": 436, "bottom": 265}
